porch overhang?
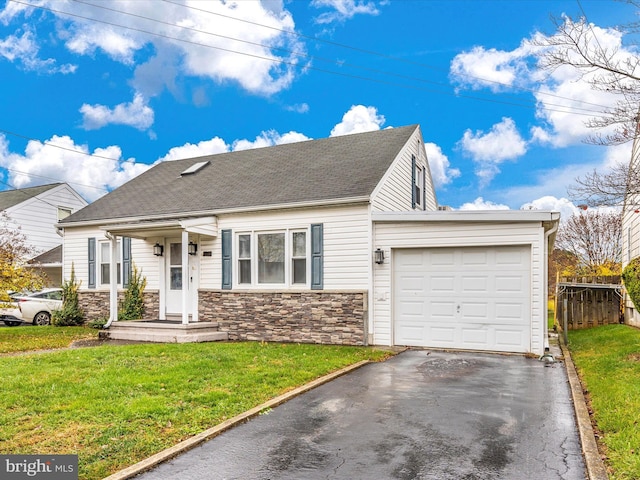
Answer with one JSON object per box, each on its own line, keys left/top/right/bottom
{"left": 101, "top": 216, "right": 218, "bottom": 239}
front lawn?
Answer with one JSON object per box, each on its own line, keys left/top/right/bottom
{"left": 0, "top": 325, "right": 98, "bottom": 354}
{"left": 568, "top": 325, "right": 640, "bottom": 480}
{"left": 0, "top": 339, "right": 390, "bottom": 479}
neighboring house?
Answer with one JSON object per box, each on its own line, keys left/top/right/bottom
{"left": 0, "top": 183, "right": 88, "bottom": 286}
{"left": 621, "top": 135, "right": 640, "bottom": 328}
{"left": 58, "top": 125, "right": 559, "bottom": 355}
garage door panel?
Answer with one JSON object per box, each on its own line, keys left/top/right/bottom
{"left": 461, "top": 276, "right": 489, "bottom": 292}
{"left": 495, "top": 275, "right": 525, "bottom": 292}
{"left": 394, "top": 246, "right": 531, "bottom": 353}
{"left": 430, "top": 276, "right": 455, "bottom": 293}
{"left": 429, "top": 301, "right": 456, "bottom": 318}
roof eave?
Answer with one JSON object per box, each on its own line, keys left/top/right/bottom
{"left": 59, "top": 196, "right": 371, "bottom": 229}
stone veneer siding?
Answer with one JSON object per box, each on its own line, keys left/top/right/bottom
{"left": 199, "top": 290, "right": 367, "bottom": 345}
{"left": 78, "top": 290, "right": 160, "bottom": 321}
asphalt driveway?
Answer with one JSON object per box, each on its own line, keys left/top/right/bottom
{"left": 135, "top": 350, "right": 586, "bottom": 480}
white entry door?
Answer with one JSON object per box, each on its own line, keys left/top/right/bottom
{"left": 393, "top": 245, "right": 531, "bottom": 353}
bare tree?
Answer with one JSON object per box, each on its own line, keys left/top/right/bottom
{"left": 534, "top": 6, "right": 640, "bottom": 146}
{"left": 532, "top": 2, "right": 640, "bottom": 207}
{"left": 554, "top": 210, "right": 622, "bottom": 274}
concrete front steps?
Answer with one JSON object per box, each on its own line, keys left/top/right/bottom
{"left": 102, "top": 320, "right": 228, "bottom": 343}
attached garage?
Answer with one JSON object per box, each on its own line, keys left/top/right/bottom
{"left": 371, "top": 211, "right": 559, "bottom": 356}
{"left": 393, "top": 245, "right": 531, "bottom": 353}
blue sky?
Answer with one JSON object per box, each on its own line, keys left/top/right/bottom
{"left": 0, "top": 0, "right": 637, "bottom": 219}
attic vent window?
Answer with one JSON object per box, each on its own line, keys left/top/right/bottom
{"left": 181, "top": 161, "right": 209, "bottom": 176}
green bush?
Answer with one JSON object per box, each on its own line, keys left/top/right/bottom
{"left": 52, "top": 264, "right": 85, "bottom": 326}
{"left": 118, "top": 263, "right": 147, "bottom": 321}
{"left": 622, "top": 257, "right": 640, "bottom": 310}
{"left": 87, "top": 317, "right": 108, "bottom": 329}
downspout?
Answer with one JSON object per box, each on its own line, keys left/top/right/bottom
{"left": 544, "top": 220, "right": 559, "bottom": 350}
{"left": 103, "top": 232, "right": 119, "bottom": 329}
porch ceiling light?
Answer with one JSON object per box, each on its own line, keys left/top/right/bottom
{"left": 374, "top": 248, "right": 385, "bottom": 264}
{"left": 188, "top": 241, "right": 198, "bottom": 256}
{"left": 153, "top": 243, "right": 164, "bottom": 257}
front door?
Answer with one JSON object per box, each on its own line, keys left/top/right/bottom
{"left": 166, "top": 240, "right": 183, "bottom": 315}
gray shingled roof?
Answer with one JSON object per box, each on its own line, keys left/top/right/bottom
{"left": 62, "top": 125, "right": 418, "bottom": 224}
{"left": 28, "top": 245, "right": 62, "bottom": 265}
{"left": 0, "top": 183, "right": 62, "bottom": 211}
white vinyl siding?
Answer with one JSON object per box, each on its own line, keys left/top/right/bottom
{"left": 5, "top": 184, "right": 87, "bottom": 255}
{"left": 371, "top": 127, "right": 437, "bottom": 212}
{"left": 62, "top": 226, "right": 162, "bottom": 291}
{"left": 373, "top": 221, "right": 546, "bottom": 355}
{"left": 200, "top": 204, "right": 371, "bottom": 290}
{"left": 622, "top": 191, "right": 640, "bottom": 327}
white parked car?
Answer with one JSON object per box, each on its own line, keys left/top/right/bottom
{"left": 16, "top": 288, "right": 63, "bottom": 326}
{"left": 0, "top": 293, "right": 23, "bottom": 326}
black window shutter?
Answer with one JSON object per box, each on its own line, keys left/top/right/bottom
{"left": 422, "top": 167, "right": 426, "bottom": 210}
{"left": 311, "top": 223, "right": 323, "bottom": 290}
{"left": 411, "top": 154, "right": 416, "bottom": 209}
{"left": 122, "top": 237, "right": 132, "bottom": 287}
{"left": 88, "top": 237, "right": 96, "bottom": 289}
{"left": 221, "top": 229, "right": 232, "bottom": 289}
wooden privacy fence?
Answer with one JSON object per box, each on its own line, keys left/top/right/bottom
{"left": 555, "top": 276, "right": 623, "bottom": 335}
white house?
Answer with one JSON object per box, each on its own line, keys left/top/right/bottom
{"left": 0, "top": 183, "right": 88, "bottom": 286}
{"left": 58, "top": 125, "right": 559, "bottom": 355}
{"left": 621, "top": 134, "right": 640, "bottom": 328}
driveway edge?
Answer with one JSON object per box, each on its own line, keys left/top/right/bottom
{"left": 102, "top": 360, "right": 372, "bottom": 480}
{"left": 559, "top": 340, "right": 609, "bottom": 480}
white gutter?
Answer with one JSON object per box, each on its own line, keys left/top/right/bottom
{"left": 59, "top": 197, "right": 371, "bottom": 229}
{"left": 543, "top": 220, "right": 560, "bottom": 350}
{"left": 372, "top": 210, "right": 561, "bottom": 223}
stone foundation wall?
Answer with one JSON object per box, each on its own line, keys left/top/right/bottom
{"left": 199, "top": 290, "right": 367, "bottom": 345}
{"left": 78, "top": 290, "right": 159, "bottom": 320}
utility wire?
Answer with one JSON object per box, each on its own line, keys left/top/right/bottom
{"left": 162, "top": 0, "right": 615, "bottom": 113}
{"left": 10, "top": 0, "right": 611, "bottom": 116}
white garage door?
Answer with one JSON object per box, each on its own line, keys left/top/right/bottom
{"left": 394, "top": 245, "right": 531, "bottom": 353}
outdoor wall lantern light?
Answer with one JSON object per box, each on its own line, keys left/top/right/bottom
{"left": 153, "top": 243, "right": 164, "bottom": 257}
{"left": 374, "top": 248, "right": 385, "bottom": 264}
{"left": 188, "top": 241, "right": 198, "bottom": 256}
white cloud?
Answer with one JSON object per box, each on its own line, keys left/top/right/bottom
{"left": 0, "top": 1, "right": 305, "bottom": 97}
{"left": 312, "top": 0, "right": 380, "bottom": 24}
{"left": 232, "top": 130, "right": 310, "bottom": 151}
{"left": 424, "top": 142, "right": 460, "bottom": 187}
{"left": 450, "top": 43, "right": 534, "bottom": 92}
{"left": 330, "top": 105, "right": 385, "bottom": 137}
{"left": 458, "top": 197, "right": 510, "bottom": 210}
{"left": 0, "top": 28, "right": 76, "bottom": 74}
{"left": 285, "top": 103, "right": 310, "bottom": 113}
{"left": 450, "top": 17, "right": 635, "bottom": 149}
{"left": 80, "top": 93, "right": 155, "bottom": 131}
{"left": 458, "top": 117, "right": 527, "bottom": 185}
{"left": 520, "top": 195, "right": 577, "bottom": 219}
{"left": 0, "top": 134, "right": 150, "bottom": 202}
{"left": 160, "top": 137, "right": 230, "bottom": 162}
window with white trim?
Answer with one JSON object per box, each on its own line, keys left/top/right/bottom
{"left": 57, "top": 207, "right": 72, "bottom": 221}
{"left": 99, "top": 240, "right": 121, "bottom": 285}
{"left": 236, "top": 229, "right": 309, "bottom": 287}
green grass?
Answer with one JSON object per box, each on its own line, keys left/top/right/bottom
{"left": 0, "top": 337, "right": 390, "bottom": 480}
{"left": 0, "top": 325, "right": 98, "bottom": 354}
{"left": 568, "top": 325, "right": 640, "bottom": 480}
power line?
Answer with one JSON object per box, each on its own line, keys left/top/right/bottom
{"left": 10, "top": 0, "right": 612, "bottom": 117}
{"left": 162, "top": 0, "right": 615, "bottom": 113}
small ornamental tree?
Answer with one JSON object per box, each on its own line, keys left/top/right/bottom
{"left": 0, "top": 212, "right": 45, "bottom": 303}
{"left": 118, "top": 263, "right": 147, "bottom": 321}
{"left": 52, "top": 263, "right": 84, "bottom": 326}
{"left": 622, "top": 257, "right": 640, "bottom": 311}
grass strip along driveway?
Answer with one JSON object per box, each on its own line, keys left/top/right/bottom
{"left": 0, "top": 327, "right": 390, "bottom": 480}
{"left": 568, "top": 324, "right": 640, "bottom": 480}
